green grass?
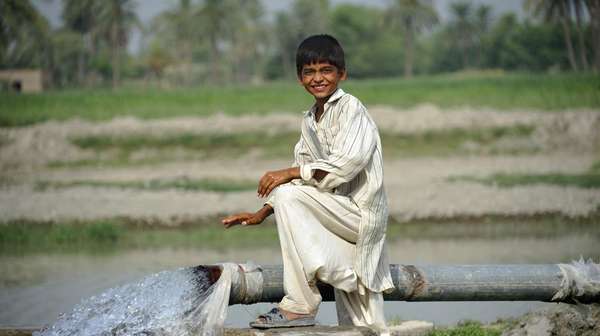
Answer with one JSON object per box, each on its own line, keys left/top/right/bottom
{"left": 0, "top": 218, "right": 280, "bottom": 255}
{"left": 35, "top": 177, "right": 256, "bottom": 193}
{"left": 427, "top": 320, "right": 506, "bottom": 336}
{"left": 590, "top": 160, "right": 600, "bottom": 173}
{"left": 1, "top": 213, "right": 599, "bottom": 255}
{"left": 449, "top": 173, "right": 600, "bottom": 189}
{"left": 381, "top": 125, "right": 534, "bottom": 157}
{"left": 386, "top": 213, "right": 600, "bottom": 240}
{"left": 449, "top": 160, "right": 600, "bottom": 189}
{"left": 1, "top": 73, "right": 598, "bottom": 127}
{"left": 50, "top": 125, "right": 534, "bottom": 167}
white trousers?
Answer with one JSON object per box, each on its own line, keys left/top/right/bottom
{"left": 271, "top": 183, "right": 387, "bottom": 331}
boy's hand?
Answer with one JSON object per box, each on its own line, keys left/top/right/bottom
{"left": 221, "top": 205, "right": 273, "bottom": 229}
{"left": 258, "top": 167, "right": 300, "bottom": 197}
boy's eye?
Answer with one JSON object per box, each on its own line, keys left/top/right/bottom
{"left": 303, "top": 69, "right": 316, "bottom": 76}
{"left": 321, "top": 68, "right": 334, "bottom": 74}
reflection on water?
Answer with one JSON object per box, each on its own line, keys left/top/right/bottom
{"left": 1, "top": 222, "right": 599, "bottom": 328}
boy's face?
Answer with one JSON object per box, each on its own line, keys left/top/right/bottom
{"left": 298, "top": 62, "right": 347, "bottom": 101}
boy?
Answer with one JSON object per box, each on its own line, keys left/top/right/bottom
{"left": 222, "top": 34, "right": 393, "bottom": 331}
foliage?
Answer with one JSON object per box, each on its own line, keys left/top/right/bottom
{"left": 3, "top": 213, "right": 600, "bottom": 255}
{"left": 428, "top": 320, "right": 503, "bottom": 336}
{"left": 0, "top": 0, "right": 50, "bottom": 69}
{"left": 34, "top": 177, "right": 256, "bottom": 193}
{"left": 5, "top": 0, "right": 599, "bottom": 87}
{"left": 449, "top": 173, "right": 600, "bottom": 189}
{"left": 1, "top": 73, "right": 598, "bottom": 127}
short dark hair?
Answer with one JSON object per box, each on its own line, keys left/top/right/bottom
{"left": 296, "top": 34, "right": 345, "bottom": 77}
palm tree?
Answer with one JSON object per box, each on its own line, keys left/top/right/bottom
{"left": 573, "top": 0, "right": 590, "bottom": 71}
{"left": 474, "top": 5, "right": 492, "bottom": 68}
{"left": 449, "top": 1, "right": 474, "bottom": 69}
{"left": 387, "top": 0, "right": 438, "bottom": 78}
{"left": 152, "top": 0, "right": 196, "bottom": 64}
{"left": 149, "top": 0, "right": 200, "bottom": 84}
{"left": 0, "top": 0, "right": 49, "bottom": 68}
{"left": 197, "top": 0, "right": 238, "bottom": 83}
{"left": 62, "top": 0, "right": 97, "bottom": 84}
{"left": 525, "top": 0, "right": 579, "bottom": 71}
{"left": 584, "top": 0, "right": 600, "bottom": 72}
{"left": 228, "top": 0, "right": 265, "bottom": 82}
{"left": 95, "top": 0, "right": 139, "bottom": 87}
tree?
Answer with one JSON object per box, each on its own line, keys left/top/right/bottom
{"left": 151, "top": 0, "right": 195, "bottom": 64}
{"left": 62, "top": 0, "right": 98, "bottom": 84}
{"left": 585, "top": 0, "right": 600, "bottom": 72}
{"left": 228, "top": 0, "right": 266, "bottom": 83}
{"left": 149, "top": 0, "right": 201, "bottom": 84}
{"left": 269, "top": 0, "right": 331, "bottom": 79}
{"left": 0, "top": 0, "right": 49, "bottom": 69}
{"left": 573, "top": 0, "right": 590, "bottom": 71}
{"left": 197, "top": 0, "right": 233, "bottom": 83}
{"left": 449, "top": 1, "right": 475, "bottom": 68}
{"left": 525, "top": 0, "right": 579, "bottom": 71}
{"left": 386, "top": 0, "right": 438, "bottom": 77}
{"left": 474, "top": 5, "right": 492, "bottom": 67}
{"left": 95, "top": 0, "right": 139, "bottom": 87}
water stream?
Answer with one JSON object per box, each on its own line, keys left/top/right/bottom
{"left": 33, "top": 266, "right": 227, "bottom": 336}
{"left": 2, "top": 226, "right": 599, "bottom": 332}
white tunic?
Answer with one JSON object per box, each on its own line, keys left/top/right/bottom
{"left": 269, "top": 88, "right": 394, "bottom": 293}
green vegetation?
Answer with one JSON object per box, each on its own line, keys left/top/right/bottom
{"left": 2, "top": 213, "right": 599, "bottom": 256}
{"left": 386, "top": 213, "right": 600, "bottom": 240}
{"left": 0, "top": 220, "right": 124, "bottom": 254}
{"left": 381, "top": 125, "right": 534, "bottom": 157}
{"left": 70, "top": 131, "right": 299, "bottom": 158}
{"left": 1, "top": 74, "right": 599, "bottom": 127}
{"left": 427, "top": 320, "right": 506, "bottom": 336}
{"left": 5, "top": 0, "right": 600, "bottom": 89}
{"left": 449, "top": 160, "right": 600, "bottom": 189}
{"left": 48, "top": 124, "right": 534, "bottom": 167}
{"left": 0, "top": 218, "right": 280, "bottom": 255}
{"left": 35, "top": 177, "right": 256, "bottom": 193}
{"left": 449, "top": 173, "right": 600, "bottom": 189}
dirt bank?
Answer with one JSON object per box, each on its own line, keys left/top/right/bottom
{"left": 0, "top": 106, "right": 599, "bottom": 222}
{"left": 502, "top": 303, "right": 600, "bottom": 336}
{"left": 1, "top": 106, "right": 598, "bottom": 170}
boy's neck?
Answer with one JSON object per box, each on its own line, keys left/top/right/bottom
{"left": 313, "top": 87, "right": 338, "bottom": 122}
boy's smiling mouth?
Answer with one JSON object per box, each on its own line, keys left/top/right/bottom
{"left": 311, "top": 83, "right": 329, "bottom": 92}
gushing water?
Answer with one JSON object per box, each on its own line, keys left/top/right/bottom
{"left": 35, "top": 265, "right": 233, "bottom": 336}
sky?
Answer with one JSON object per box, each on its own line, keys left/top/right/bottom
{"left": 32, "top": 0, "right": 524, "bottom": 54}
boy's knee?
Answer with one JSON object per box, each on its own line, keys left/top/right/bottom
{"left": 272, "top": 184, "right": 303, "bottom": 207}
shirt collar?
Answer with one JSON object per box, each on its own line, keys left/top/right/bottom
{"left": 305, "top": 88, "right": 346, "bottom": 116}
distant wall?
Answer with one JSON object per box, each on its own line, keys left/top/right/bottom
{"left": 0, "top": 69, "right": 43, "bottom": 93}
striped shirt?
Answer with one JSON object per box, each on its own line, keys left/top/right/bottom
{"left": 272, "top": 88, "right": 394, "bottom": 293}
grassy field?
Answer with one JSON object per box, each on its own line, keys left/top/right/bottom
{"left": 1, "top": 73, "right": 598, "bottom": 127}
{"left": 45, "top": 124, "right": 534, "bottom": 168}
{"left": 35, "top": 177, "right": 257, "bottom": 193}
{"left": 426, "top": 320, "right": 508, "bottom": 336}
{"left": 2, "top": 213, "right": 598, "bottom": 255}
{"left": 448, "top": 160, "right": 600, "bottom": 189}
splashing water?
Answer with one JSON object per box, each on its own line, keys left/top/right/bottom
{"left": 35, "top": 265, "right": 235, "bottom": 336}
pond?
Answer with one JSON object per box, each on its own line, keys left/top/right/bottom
{"left": 1, "top": 221, "right": 599, "bottom": 329}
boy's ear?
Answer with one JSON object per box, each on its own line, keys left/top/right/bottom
{"left": 340, "top": 69, "right": 347, "bottom": 80}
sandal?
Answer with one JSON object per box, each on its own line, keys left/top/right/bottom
{"left": 249, "top": 307, "right": 316, "bottom": 329}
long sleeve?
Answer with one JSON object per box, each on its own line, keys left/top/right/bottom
{"left": 265, "top": 136, "right": 313, "bottom": 207}
{"left": 302, "top": 103, "right": 376, "bottom": 191}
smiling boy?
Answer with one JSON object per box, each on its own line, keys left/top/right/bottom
{"left": 222, "top": 34, "right": 393, "bottom": 331}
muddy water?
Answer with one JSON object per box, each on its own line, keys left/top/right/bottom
{"left": 1, "top": 231, "right": 599, "bottom": 329}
